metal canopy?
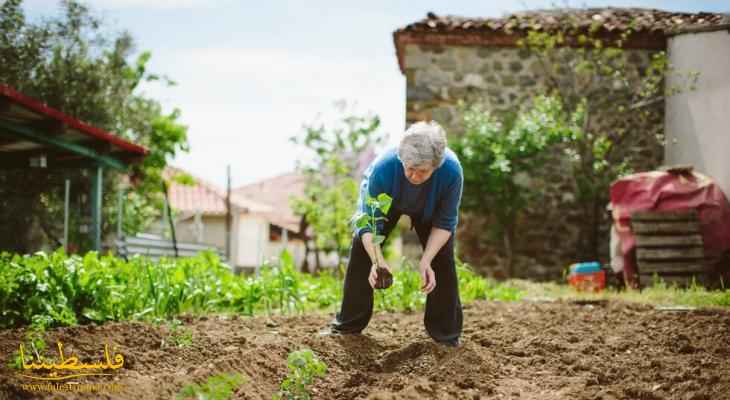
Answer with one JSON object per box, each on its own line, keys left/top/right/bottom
{"left": 0, "top": 85, "right": 147, "bottom": 170}
{"left": 0, "top": 85, "right": 149, "bottom": 252}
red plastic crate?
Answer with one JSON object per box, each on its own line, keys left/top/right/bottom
{"left": 568, "top": 271, "right": 606, "bottom": 292}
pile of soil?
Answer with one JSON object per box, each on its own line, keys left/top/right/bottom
{"left": 1, "top": 300, "right": 729, "bottom": 399}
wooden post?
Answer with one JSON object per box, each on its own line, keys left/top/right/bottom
{"left": 226, "top": 165, "right": 232, "bottom": 261}
{"left": 162, "top": 180, "right": 178, "bottom": 257}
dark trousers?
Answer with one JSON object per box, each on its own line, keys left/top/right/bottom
{"left": 332, "top": 208, "right": 463, "bottom": 343}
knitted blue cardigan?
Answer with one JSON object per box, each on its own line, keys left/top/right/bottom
{"left": 353, "top": 147, "right": 463, "bottom": 238}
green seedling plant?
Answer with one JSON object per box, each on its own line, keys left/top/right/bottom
{"left": 354, "top": 193, "right": 394, "bottom": 289}
{"left": 274, "top": 349, "right": 327, "bottom": 400}
{"left": 162, "top": 319, "right": 193, "bottom": 348}
{"left": 176, "top": 372, "right": 246, "bottom": 400}
{"left": 354, "top": 193, "right": 392, "bottom": 246}
{"left": 8, "top": 328, "right": 49, "bottom": 371}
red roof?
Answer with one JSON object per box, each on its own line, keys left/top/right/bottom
{"left": 233, "top": 172, "right": 307, "bottom": 233}
{"left": 164, "top": 166, "right": 273, "bottom": 217}
{"left": 0, "top": 85, "right": 148, "bottom": 159}
{"left": 165, "top": 167, "right": 227, "bottom": 215}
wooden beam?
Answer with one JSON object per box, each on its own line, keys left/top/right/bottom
{"left": 639, "top": 261, "right": 707, "bottom": 275}
{"left": 631, "top": 221, "right": 701, "bottom": 235}
{"left": 637, "top": 247, "right": 705, "bottom": 261}
{"left": 632, "top": 210, "right": 698, "bottom": 222}
{"left": 635, "top": 234, "right": 704, "bottom": 248}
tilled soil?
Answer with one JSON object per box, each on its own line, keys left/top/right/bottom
{"left": 1, "top": 300, "right": 729, "bottom": 399}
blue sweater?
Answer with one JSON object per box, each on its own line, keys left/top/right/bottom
{"left": 353, "top": 147, "right": 463, "bottom": 238}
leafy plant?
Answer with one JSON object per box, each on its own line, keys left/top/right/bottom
{"left": 8, "top": 324, "right": 50, "bottom": 371}
{"left": 354, "top": 193, "right": 393, "bottom": 246}
{"left": 176, "top": 372, "right": 246, "bottom": 400}
{"left": 274, "top": 349, "right": 327, "bottom": 400}
{"left": 453, "top": 96, "right": 576, "bottom": 276}
{"left": 0, "top": 249, "right": 528, "bottom": 330}
{"left": 514, "top": 23, "right": 696, "bottom": 260}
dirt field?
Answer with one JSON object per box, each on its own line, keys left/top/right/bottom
{"left": 1, "top": 300, "right": 729, "bottom": 399}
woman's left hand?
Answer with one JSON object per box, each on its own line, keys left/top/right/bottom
{"left": 419, "top": 262, "right": 436, "bottom": 294}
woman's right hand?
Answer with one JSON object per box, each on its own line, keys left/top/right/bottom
{"left": 368, "top": 262, "right": 391, "bottom": 289}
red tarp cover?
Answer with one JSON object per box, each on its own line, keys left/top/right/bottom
{"left": 610, "top": 170, "right": 730, "bottom": 282}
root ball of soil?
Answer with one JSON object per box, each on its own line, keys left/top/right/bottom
{"left": 375, "top": 267, "right": 393, "bottom": 289}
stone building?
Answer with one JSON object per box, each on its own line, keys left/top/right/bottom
{"left": 393, "top": 8, "right": 730, "bottom": 279}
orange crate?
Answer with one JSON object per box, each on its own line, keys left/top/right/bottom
{"left": 568, "top": 271, "right": 606, "bottom": 292}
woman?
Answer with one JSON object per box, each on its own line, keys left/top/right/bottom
{"left": 329, "top": 121, "right": 464, "bottom": 347}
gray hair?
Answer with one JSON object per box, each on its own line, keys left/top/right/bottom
{"left": 398, "top": 121, "right": 447, "bottom": 168}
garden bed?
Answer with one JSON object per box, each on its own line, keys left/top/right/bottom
{"left": 2, "top": 299, "right": 729, "bottom": 399}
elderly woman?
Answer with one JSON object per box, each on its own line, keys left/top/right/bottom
{"left": 330, "top": 121, "right": 464, "bottom": 347}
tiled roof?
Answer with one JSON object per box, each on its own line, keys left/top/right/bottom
{"left": 233, "top": 171, "right": 307, "bottom": 233}
{"left": 399, "top": 8, "right": 730, "bottom": 35}
{"left": 164, "top": 167, "right": 271, "bottom": 216}
{"left": 393, "top": 8, "right": 730, "bottom": 73}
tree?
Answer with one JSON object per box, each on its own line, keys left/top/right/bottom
{"left": 453, "top": 95, "right": 577, "bottom": 276}
{"left": 291, "top": 104, "right": 384, "bottom": 272}
{"left": 514, "top": 18, "right": 696, "bottom": 260}
{"left": 0, "top": 0, "right": 189, "bottom": 252}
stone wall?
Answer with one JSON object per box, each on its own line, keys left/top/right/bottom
{"left": 402, "top": 43, "right": 664, "bottom": 279}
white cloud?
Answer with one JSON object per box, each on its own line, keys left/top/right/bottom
{"left": 140, "top": 46, "right": 405, "bottom": 188}
{"left": 86, "top": 0, "right": 234, "bottom": 10}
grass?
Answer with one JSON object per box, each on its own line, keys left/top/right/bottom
{"left": 510, "top": 277, "right": 730, "bottom": 308}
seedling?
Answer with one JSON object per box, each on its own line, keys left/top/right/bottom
{"left": 176, "top": 372, "right": 246, "bottom": 400}
{"left": 274, "top": 349, "right": 327, "bottom": 400}
{"left": 162, "top": 319, "right": 193, "bottom": 348}
{"left": 354, "top": 193, "right": 393, "bottom": 289}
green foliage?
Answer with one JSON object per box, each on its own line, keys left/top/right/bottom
{"left": 176, "top": 372, "right": 246, "bottom": 400}
{"left": 274, "top": 349, "right": 327, "bottom": 400}
{"left": 374, "top": 258, "right": 525, "bottom": 312}
{"left": 0, "top": 0, "right": 189, "bottom": 253}
{"left": 8, "top": 323, "right": 49, "bottom": 371}
{"left": 453, "top": 95, "right": 576, "bottom": 275}
{"left": 354, "top": 193, "right": 392, "bottom": 246}
{"left": 457, "top": 260, "right": 524, "bottom": 302}
{"left": 0, "top": 249, "right": 523, "bottom": 329}
{"left": 163, "top": 319, "right": 193, "bottom": 348}
{"left": 513, "top": 278, "right": 730, "bottom": 309}
{"left": 515, "top": 25, "right": 695, "bottom": 260}
{"left": 291, "top": 104, "right": 384, "bottom": 268}
{"left": 374, "top": 259, "right": 425, "bottom": 312}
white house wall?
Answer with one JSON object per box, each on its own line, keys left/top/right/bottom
{"left": 175, "top": 215, "right": 227, "bottom": 248}
{"left": 236, "top": 214, "right": 269, "bottom": 268}
{"left": 666, "top": 29, "right": 730, "bottom": 196}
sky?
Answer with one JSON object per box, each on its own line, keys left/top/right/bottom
{"left": 22, "top": 0, "right": 730, "bottom": 188}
